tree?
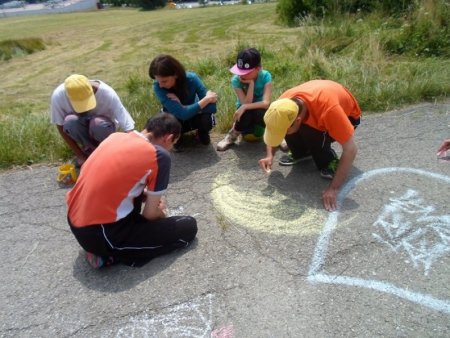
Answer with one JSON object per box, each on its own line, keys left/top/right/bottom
{"left": 132, "top": 0, "right": 166, "bottom": 10}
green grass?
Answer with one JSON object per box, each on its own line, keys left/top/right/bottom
{"left": 0, "top": 2, "right": 449, "bottom": 168}
{"left": 0, "top": 37, "right": 46, "bottom": 61}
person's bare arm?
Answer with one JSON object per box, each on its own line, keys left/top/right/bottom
{"left": 258, "top": 144, "right": 277, "bottom": 173}
{"left": 142, "top": 194, "right": 167, "bottom": 221}
{"left": 322, "top": 137, "right": 357, "bottom": 211}
{"left": 234, "top": 82, "right": 272, "bottom": 121}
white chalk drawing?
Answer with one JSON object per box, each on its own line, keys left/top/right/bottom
{"left": 212, "top": 173, "right": 326, "bottom": 235}
{"left": 167, "top": 205, "right": 186, "bottom": 217}
{"left": 110, "top": 293, "right": 220, "bottom": 337}
{"left": 372, "top": 189, "right": 450, "bottom": 276}
{"left": 308, "top": 167, "right": 450, "bottom": 314}
{"left": 167, "top": 206, "right": 201, "bottom": 218}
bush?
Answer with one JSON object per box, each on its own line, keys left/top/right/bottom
{"left": 0, "top": 38, "right": 45, "bottom": 61}
{"left": 276, "top": 0, "right": 310, "bottom": 26}
{"left": 383, "top": 0, "right": 450, "bottom": 57}
{"left": 131, "top": 0, "right": 166, "bottom": 10}
{"left": 276, "top": 0, "right": 416, "bottom": 25}
{"left": 0, "top": 105, "right": 67, "bottom": 168}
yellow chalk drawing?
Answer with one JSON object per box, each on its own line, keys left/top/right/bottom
{"left": 212, "top": 174, "right": 326, "bottom": 235}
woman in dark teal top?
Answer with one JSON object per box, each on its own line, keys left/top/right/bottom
{"left": 149, "top": 54, "right": 218, "bottom": 149}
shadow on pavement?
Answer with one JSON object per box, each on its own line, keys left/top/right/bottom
{"left": 170, "top": 143, "right": 220, "bottom": 183}
{"left": 72, "top": 239, "right": 198, "bottom": 293}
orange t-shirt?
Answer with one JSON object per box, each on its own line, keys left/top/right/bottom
{"left": 280, "top": 80, "right": 361, "bottom": 144}
{"left": 66, "top": 131, "right": 170, "bottom": 227}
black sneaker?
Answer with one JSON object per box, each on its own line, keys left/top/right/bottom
{"left": 172, "top": 136, "right": 184, "bottom": 152}
{"left": 279, "top": 152, "right": 312, "bottom": 166}
{"left": 320, "top": 158, "right": 339, "bottom": 179}
{"left": 172, "top": 144, "right": 184, "bottom": 153}
{"left": 197, "top": 131, "right": 211, "bottom": 145}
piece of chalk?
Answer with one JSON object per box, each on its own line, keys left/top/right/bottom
{"left": 266, "top": 169, "right": 271, "bottom": 174}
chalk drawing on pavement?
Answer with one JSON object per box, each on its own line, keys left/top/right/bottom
{"left": 109, "top": 293, "right": 231, "bottom": 338}
{"left": 212, "top": 173, "right": 326, "bottom": 235}
{"left": 167, "top": 205, "right": 186, "bottom": 217}
{"left": 211, "top": 324, "right": 234, "bottom": 338}
{"left": 372, "top": 189, "right": 450, "bottom": 276}
{"left": 308, "top": 167, "right": 450, "bottom": 314}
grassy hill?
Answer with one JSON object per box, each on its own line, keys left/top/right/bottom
{"left": 0, "top": 2, "right": 449, "bottom": 167}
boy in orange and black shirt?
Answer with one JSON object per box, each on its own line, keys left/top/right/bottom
{"left": 259, "top": 80, "right": 361, "bottom": 212}
{"left": 67, "top": 113, "right": 197, "bottom": 268}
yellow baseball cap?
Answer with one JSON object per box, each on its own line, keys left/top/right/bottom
{"left": 263, "top": 98, "right": 299, "bottom": 147}
{"left": 64, "top": 74, "right": 96, "bottom": 113}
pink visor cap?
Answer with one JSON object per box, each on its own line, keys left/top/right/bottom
{"left": 229, "top": 48, "right": 261, "bottom": 76}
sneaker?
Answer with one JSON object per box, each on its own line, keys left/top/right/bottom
{"left": 197, "top": 131, "right": 211, "bottom": 145}
{"left": 320, "top": 158, "right": 339, "bottom": 179}
{"left": 279, "top": 152, "right": 312, "bottom": 166}
{"left": 172, "top": 136, "right": 184, "bottom": 152}
{"left": 86, "top": 252, "right": 115, "bottom": 269}
{"left": 216, "top": 129, "right": 240, "bottom": 151}
{"left": 172, "top": 144, "right": 184, "bottom": 153}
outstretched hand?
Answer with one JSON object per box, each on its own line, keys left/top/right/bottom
{"left": 233, "top": 105, "right": 246, "bottom": 122}
{"left": 258, "top": 157, "right": 273, "bottom": 174}
{"left": 205, "top": 90, "right": 218, "bottom": 103}
{"left": 166, "top": 93, "right": 181, "bottom": 103}
{"left": 437, "top": 139, "right": 450, "bottom": 153}
{"left": 322, "top": 186, "right": 338, "bottom": 212}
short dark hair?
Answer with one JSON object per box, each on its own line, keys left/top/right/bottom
{"left": 149, "top": 54, "right": 188, "bottom": 99}
{"left": 144, "top": 113, "right": 181, "bottom": 140}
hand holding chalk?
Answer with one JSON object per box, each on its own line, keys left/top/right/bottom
{"left": 258, "top": 157, "right": 272, "bottom": 175}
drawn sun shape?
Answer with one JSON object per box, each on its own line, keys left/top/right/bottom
{"left": 211, "top": 173, "right": 327, "bottom": 235}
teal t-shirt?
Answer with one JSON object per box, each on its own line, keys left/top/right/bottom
{"left": 231, "top": 69, "right": 272, "bottom": 108}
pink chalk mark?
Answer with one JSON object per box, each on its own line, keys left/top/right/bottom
{"left": 437, "top": 149, "right": 450, "bottom": 162}
{"left": 211, "top": 324, "right": 234, "bottom": 338}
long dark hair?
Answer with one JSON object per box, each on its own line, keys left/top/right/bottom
{"left": 149, "top": 54, "right": 188, "bottom": 99}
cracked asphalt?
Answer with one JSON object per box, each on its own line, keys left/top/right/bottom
{"left": 1, "top": 102, "right": 449, "bottom": 337}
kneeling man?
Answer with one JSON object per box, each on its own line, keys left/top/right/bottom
{"left": 259, "top": 80, "right": 361, "bottom": 211}
{"left": 67, "top": 113, "right": 197, "bottom": 268}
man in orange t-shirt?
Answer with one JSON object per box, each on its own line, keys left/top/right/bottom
{"left": 259, "top": 80, "right": 361, "bottom": 211}
{"left": 67, "top": 113, "right": 197, "bottom": 268}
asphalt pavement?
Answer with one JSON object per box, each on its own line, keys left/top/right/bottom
{"left": 1, "top": 102, "right": 449, "bottom": 337}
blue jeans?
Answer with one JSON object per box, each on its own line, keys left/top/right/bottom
{"left": 63, "top": 112, "right": 116, "bottom": 153}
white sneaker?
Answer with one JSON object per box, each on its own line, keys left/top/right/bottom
{"left": 216, "top": 130, "right": 240, "bottom": 151}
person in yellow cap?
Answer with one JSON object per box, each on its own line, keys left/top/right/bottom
{"left": 259, "top": 80, "right": 361, "bottom": 211}
{"left": 50, "top": 74, "right": 135, "bottom": 166}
